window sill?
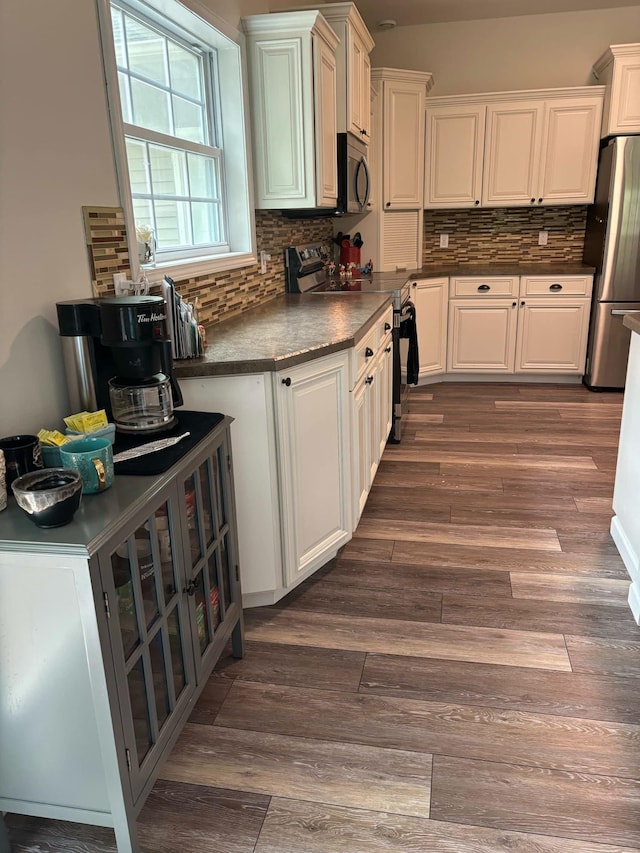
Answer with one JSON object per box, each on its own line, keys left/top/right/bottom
{"left": 140, "top": 251, "right": 258, "bottom": 284}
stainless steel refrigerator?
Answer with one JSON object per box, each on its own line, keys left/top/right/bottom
{"left": 583, "top": 135, "right": 640, "bottom": 389}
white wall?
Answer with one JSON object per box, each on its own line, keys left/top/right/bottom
{"left": 370, "top": 6, "right": 640, "bottom": 95}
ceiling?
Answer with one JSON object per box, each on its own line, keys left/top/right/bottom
{"left": 271, "top": 0, "right": 638, "bottom": 29}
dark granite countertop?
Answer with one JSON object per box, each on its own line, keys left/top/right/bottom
{"left": 624, "top": 314, "right": 640, "bottom": 336}
{"left": 174, "top": 292, "right": 392, "bottom": 378}
{"left": 408, "top": 263, "right": 596, "bottom": 278}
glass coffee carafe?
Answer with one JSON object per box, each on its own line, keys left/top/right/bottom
{"left": 108, "top": 374, "right": 176, "bottom": 434}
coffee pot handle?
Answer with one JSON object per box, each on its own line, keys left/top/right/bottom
{"left": 158, "top": 338, "right": 184, "bottom": 408}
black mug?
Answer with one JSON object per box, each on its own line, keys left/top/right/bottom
{"left": 0, "top": 435, "right": 43, "bottom": 489}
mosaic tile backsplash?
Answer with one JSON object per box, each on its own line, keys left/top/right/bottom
{"left": 422, "top": 206, "right": 588, "bottom": 266}
{"left": 84, "top": 207, "right": 333, "bottom": 327}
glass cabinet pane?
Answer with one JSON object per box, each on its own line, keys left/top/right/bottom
{"left": 133, "top": 524, "right": 159, "bottom": 630}
{"left": 208, "top": 556, "right": 221, "bottom": 632}
{"left": 128, "top": 658, "right": 152, "bottom": 764}
{"left": 167, "top": 607, "right": 186, "bottom": 698}
{"left": 194, "top": 571, "right": 210, "bottom": 654}
{"left": 112, "top": 549, "right": 139, "bottom": 659}
{"left": 149, "top": 630, "right": 170, "bottom": 730}
{"left": 155, "top": 502, "right": 176, "bottom": 604}
{"left": 220, "top": 532, "right": 232, "bottom": 610}
{"left": 213, "top": 448, "right": 227, "bottom": 527}
{"left": 198, "top": 462, "right": 214, "bottom": 546}
{"left": 184, "top": 474, "right": 201, "bottom": 567}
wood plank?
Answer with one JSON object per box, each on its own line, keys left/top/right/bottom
{"left": 188, "top": 676, "right": 232, "bottom": 726}
{"left": 574, "top": 496, "right": 614, "bottom": 514}
{"left": 565, "top": 635, "right": 640, "bottom": 678}
{"left": 390, "top": 540, "right": 628, "bottom": 579}
{"left": 404, "top": 412, "right": 444, "bottom": 423}
{"left": 161, "top": 723, "right": 433, "bottom": 818}
{"left": 442, "top": 593, "right": 640, "bottom": 640}
{"left": 431, "top": 755, "right": 640, "bottom": 849}
{"left": 328, "top": 557, "right": 514, "bottom": 595}
{"left": 374, "top": 465, "right": 503, "bottom": 493}
{"left": 361, "top": 499, "right": 452, "bottom": 523}
{"left": 384, "top": 448, "right": 598, "bottom": 470}
{"left": 253, "top": 798, "right": 640, "bottom": 853}
{"left": 213, "top": 640, "right": 366, "bottom": 693}
{"left": 244, "top": 609, "right": 571, "bottom": 671}
{"left": 215, "top": 681, "right": 640, "bottom": 776}
{"left": 360, "top": 653, "right": 640, "bottom": 724}
{"left": 274, "top": 576, "right": 443, "bottom": 623}
{"left": 354, "top": 517, "right": 562, "bottom": 551}
{"left": 502, "top": 474, "right": 615, "bottom": 498}
{"left": 497, "top": 399, "right": 623, "bottom": 410}
{"left": 510, "top": 573, "right": 630, "bottom": 606}
{"left": 413, "top": 429, "right": 619, "bottom": 447}
{"left": 338, "top": 538, "right": 393, "bottom": 562}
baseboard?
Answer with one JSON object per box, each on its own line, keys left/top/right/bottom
{"left": 414, "top": 374, "right": 584, "bottom": 386}
{"left": 610, "top": 515, "right": 640, "bottom": 623}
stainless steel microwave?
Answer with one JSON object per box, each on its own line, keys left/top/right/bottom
{"left": 337, "top": 133, "right": 370, "bottom": 214}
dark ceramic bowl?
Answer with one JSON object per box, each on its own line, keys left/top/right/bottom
{"left": 11, "top": 468, "right": 83, "bottom": 528}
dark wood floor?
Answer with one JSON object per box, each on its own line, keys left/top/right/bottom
{"left": 10, "top": 381, "right": 640, "bottom": 853}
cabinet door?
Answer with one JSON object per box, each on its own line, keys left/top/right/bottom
{"left": 608, "top": 53, "right": 640, "bottom": 135}
{"left": 447, "top": 298, "right": 518, "bottom": 372}
{"left": 276, "top": 352, "right": 352, "bottom": 586}
{"left": 538, "top": 97, "right": 602, "bottom": 205}
{"left": 102, "top": 484, "right": 195, "bottom": 802}
{"left": 425, "top": 105, "right": 485, "bottom": 208}
{"left": 515, "top": 298, "right": 591, "bottom": 373}
{"left": 352, "top": 373, "right": 371, "bottom": 526}
{"left": 411, "top": 278, "right": 448, "bottom": 376}
{"left": 180, "top": 437, "right": 243, "bottom": 682}
{"left": 483, "top": 101, "right": 544, "bottom": 206}
{"left": 360, "top": 51, "right": 371, "bottom": 142}
{"left": 314, "top": 34, "right": 338, "bottom": 206}
{"left": 383, "top": 80, "right": 426, "bottom": 209}
{"left": 348, "top": 30, "right": 367, "bottom": 139}
{"left": 376, "top": 335, "right": 393, "bottom": 461}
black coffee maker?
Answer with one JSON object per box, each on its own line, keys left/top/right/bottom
{"left": 56, "top": 295, "right": 184, "bottom": 434}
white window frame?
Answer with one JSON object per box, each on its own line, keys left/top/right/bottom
{"left": 97, "top": 0, "right": 256, "bottom": 283}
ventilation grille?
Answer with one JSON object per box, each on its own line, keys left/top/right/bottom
{"left": 382, "top": 211, "right": 420, "bottom": 269}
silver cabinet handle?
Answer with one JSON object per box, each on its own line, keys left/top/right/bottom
{"left": 611, "top": 310, "right": 640, "bottom": 316}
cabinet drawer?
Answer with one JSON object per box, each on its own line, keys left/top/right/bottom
{"left": 451, "top": 276, "right": 519, "bottom": 297}
{"left": 520, "top": 275, "right": 593, "bottom": 297}
{"left": 352, "top": 306, "right": 393, "bottom": 386}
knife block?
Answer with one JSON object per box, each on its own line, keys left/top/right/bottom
{"left": 340, "top": 246, "right": 361, "bottom": 268}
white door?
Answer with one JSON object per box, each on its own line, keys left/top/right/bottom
{"left": 314, "top": 34, "right": 338, "bottom": 207}
{"left": 515, "top": 298, "right": 591, "bottom": 373}
{"left": 275, "top": 352, "right": 352, "bottom": 586}
{"left": 538, "top": 97, "right": 602, "bottom": 205}
{"left": 383, "top": 80, "right": 425, "bottom": 209}
{"left": 411, "top": 278, "right": 448, "bottom": 376}
{"left": 447, "top": 298, "right": 518, "bottom": 372}
{"left": 425, "top": 105, "right": 485, "bottom": 208}
{"left": 483, "top": 100, "right": 544, "bottom": 206}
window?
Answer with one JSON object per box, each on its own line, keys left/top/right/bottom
{"left": 98, "top": 0, "right": 255, "bottom": 277}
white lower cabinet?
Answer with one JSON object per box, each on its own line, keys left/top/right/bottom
{"left": 410, "top": 278, "right": 449, "bottom": 377}
{"left": 275, "top": 354, "right": 352, "bottom": 587}
{"left": 446, "top": 275, "right": 593, "bottom": 376}
{"left": 515, "top": 298, "right": 591, "bottom": 373}
{"left": 179, "top": 349, "right": 352, "bottom": 607}
{"left": 447, "top": 298, "right": 518, "bottom": 372}
{"left": 350, "top": 307, "right": 394, "bottom": 526}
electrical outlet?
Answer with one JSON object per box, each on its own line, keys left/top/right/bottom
{"left": 439, "top": 233, "right": 449, "bottom": 249}
{"left": 260, "top": 251, "right": 271, "bottom": 274}
{"left": 538, "top": 231, "right": 549, "bottom": 246}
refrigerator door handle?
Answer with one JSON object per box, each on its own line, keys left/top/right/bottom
{"left": 611, "top": 309, "right": 640, "bottom": 316}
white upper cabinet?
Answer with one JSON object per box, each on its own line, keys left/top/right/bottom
{"left": 304, "top": 2, "right": 374, "bottom": 144}
{"left": 593, "top": 44, "right": 640, "bottom": 138}
{"left": 242, "top": 12, "right": 339, "bottom": 209}
{"left": 424, "top": 87, "right": 604, "bottom": 209}
{"left": 377, "top": 68, "right": 434, "bottom": 210}
{"left": 424, "top": 104, "right": 485, "bottom": 208}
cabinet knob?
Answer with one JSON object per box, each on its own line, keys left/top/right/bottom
{"left": 538, "top": 197, "right": 543, "bottom": 204}
{"left": 385, "top": 346, "right": 392, "bottom": 353}
{"left": 360, "top": 128, "right": 368, "bottom": 136}
{"left": 512, "top": 301, "right": 517, "bottom": 307}
{"left": 521, "top": 300, "right": 525, "bottom": 306}
{"left": 475, "top": 200, "right": 480, "bottom": 205}
{"left": 550, "top": 283, "right": 563, "bottom": 291}
{"left": 530, "top": 198, "right": 536, "bottom": 204}
{"left": 477, "top": 284, "right": 491, "bottom": 292}
{"left": 365, "top": 347, "right": 374, "bottom": 358}
{"left": 184, "top": 580, "right": 196, "bottom": 596}
{"left": 282, "top": 377, "right": 292, "bottom": 387}
{"left": 365, "top": 376, "right": 374, "bottom": 385}
{"left": 384, "top": 322, "right": 391, "bottom": 331}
